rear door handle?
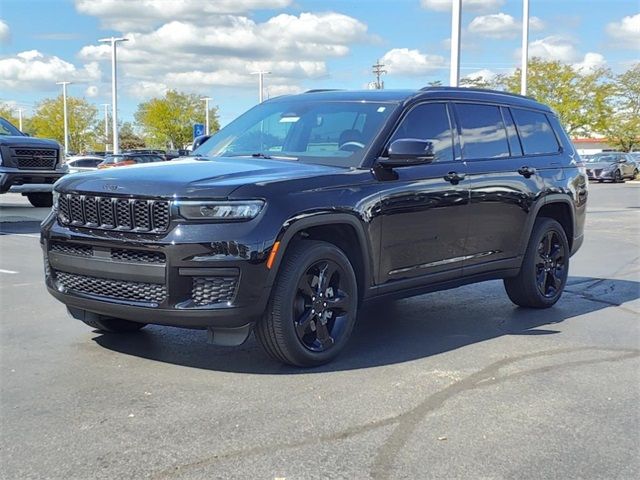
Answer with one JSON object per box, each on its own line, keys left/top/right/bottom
{"left": 517, "top": 166, "right": 537, "bottom": 178}
{"left": 444, "top": 171, "right": 466, "bottom": 185}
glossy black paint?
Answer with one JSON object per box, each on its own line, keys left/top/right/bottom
{"left": 41, "top": 88, "right": 587, "bottom": 334}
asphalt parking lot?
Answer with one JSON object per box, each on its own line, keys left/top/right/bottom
{"left": 1, "top": 184, "right": 639, "bottom": 480}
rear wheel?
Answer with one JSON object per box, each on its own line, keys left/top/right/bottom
{"left": 504, "top": 218, "right": 569, "bottom": 309}
{"left": 82, "top": 317, "right": 146, "bottom": 333}
{"left": 632, "top": 168, "right": 638, "bottom": 180}
{"left": 26, "top": 192, "right": 53, "bottom": 207}
{"left": 255, "top": 240, "right": 358, "bottom": 367}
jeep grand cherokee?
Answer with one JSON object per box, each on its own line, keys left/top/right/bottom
{"left": 41, "top": 88, "right": 587, "bottom": 367}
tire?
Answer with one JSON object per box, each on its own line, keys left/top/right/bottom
{"left": 614, "top": 170, "right": 623, "bottom": 183}
{"left": 82, "top": 316, "right": 146, "bottom": 333}
{"left": 504, "top": 217, "right": 569, "bottom": 309}
{"left": 632, "top": 168, "right": 638, "bottom": 180}
{"left": 255, "top": 240, "right": 359, "bottom": 367}
{"left": 27, "top": 192, "right": 53, "bottom": 207}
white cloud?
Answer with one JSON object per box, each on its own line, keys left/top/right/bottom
{"left": 0, "top": 50, "right": 101, "bottom": 91}
{"left": 0, "top": 19, "right": 9, "bottom": 44}
{"left": 528, "top": 35, "right": 579, "bottom": 62}
{"left": 128, "top": 81, "right": 169, "bottom": 99}
{"left": 78, "top": 11, "right": 368, "bottom": 97}
{"left": 85, "top": 85, "right": 99, "bottom": 97}
{"left": 265, "top": 84, "right": 304, "bottom": 98}
{"left": 381, "top": 48, "right": 446, "bottom": 76}
{"left": 572, "top": 52, "right": 607, "bottom": 73}
{"left": 469, "top": 13, "right": 544, "bottom": 39}
{"left": 606, "top": 13, "right": 640, "bottom": 46}
{"left": 75, "top": 0, "right": 293, "bottom": 31}
{"left": 421, "top": 0, "right": 504, "bottom": 12}
{"left": 463, "top": 68, "right": 497, "bottom": 81}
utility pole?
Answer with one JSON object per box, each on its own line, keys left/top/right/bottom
{"left": 56, "top": 81, "right": 72, "bottom": 156}
{"left": 100, "top": 103, "right": 110, "bottom": 152}
{"left": 99, "top": 36, "right": 128, "bottom": 154}
{"left": 372, "top": 60, "right": 386, "bottom": 89}
{"left": 202, "top": 97, "right": 212, "bottom": 135}
{"left": 16, "top": 107, "right": 23, "bottom": 131}
{"left": 521, "top": 0, "right": 530, "bottom": 95}
{"left": 450, "top": 0, "right": 462, "bottom": 87}
{"left": 250, "top": 71, "right": 271, "bottom": 103}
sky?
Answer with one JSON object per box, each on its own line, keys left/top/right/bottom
{"left": 0, "top": 0, "right": 638, "bottom": 127}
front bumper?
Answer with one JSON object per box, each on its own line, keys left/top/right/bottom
{"left": 41, "top": 213, "right": 275, "bottom": 329}
{"left": 0, "top": 170, "right": 65, "bottom": 193}
{"left": 585, "top": 169, "right": 613, "bottom": 181}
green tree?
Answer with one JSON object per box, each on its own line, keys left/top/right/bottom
{"left": 119, "top": 122, "right": 146, "bottom": 150}
{"left": 603, "top": 63, "right": 640, "bottom": 152}
{"left": 495, "top": 58, "right": 612, "bottom": 137}
{"left": 0, "top": 104, "right": 19, "bottom": 126}
{"left": 134, "top": 90, "right": 220, "bottom": 149}
{"left": 460, "top": 75, "right": 492, "bottom": 89}
{"left": 30, "top": 95, "right": 98, "bottom": 153}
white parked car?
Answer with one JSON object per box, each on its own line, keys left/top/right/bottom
{"left": 65, "top": 156, "right": 104, "bottom": 173}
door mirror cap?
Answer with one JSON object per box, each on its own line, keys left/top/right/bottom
{"left": 378, "top": 139, "right": 435, "bottom": 168}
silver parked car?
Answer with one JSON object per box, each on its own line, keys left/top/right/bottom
{"left": 584, "top": 152, "right": 638, "bottom": 182}
{"left": 65, "top": 156, "right": 104, "bottom": 173}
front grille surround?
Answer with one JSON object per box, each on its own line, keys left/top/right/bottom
{"left": 54, "top": 270, "right": 167, "bottom": 304}
{"left": 58, "top": 193, "right": 171, "bottom": 233}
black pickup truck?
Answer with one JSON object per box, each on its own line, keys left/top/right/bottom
{"left": 0, "top": 117, "right": 66, "bottom": 207}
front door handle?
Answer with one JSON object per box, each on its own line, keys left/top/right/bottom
{"left": 444, "top": 171, "right": 466, "bottom": 185}
{"left": 518, "top": 166, "right": 537, "bottom": 178}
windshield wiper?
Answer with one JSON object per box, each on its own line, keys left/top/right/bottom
{"left": 225, "top": 152, "right": 299, "bottom": 161}
{"left": 251, "top": 152, "right": 272, "bottom": 159}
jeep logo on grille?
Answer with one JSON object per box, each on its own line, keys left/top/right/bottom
{"left": 103, "top": 184, "right": 122, "bottom": 191}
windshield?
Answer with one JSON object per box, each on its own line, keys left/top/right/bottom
{"left": 585, "top": 154, "right": 621, "bottom": 163}
{"left": 193, "top": 99, "right": 398, "bottom": 167}
{"left": 0, "top": 118, "right": 23, "bottom": 136}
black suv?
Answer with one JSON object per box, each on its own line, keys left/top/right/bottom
{"left": 41, "top": 88, "right": 587, "bottom": 366}
{"left": 1, "top": 117, "right": 65, "bottom": 207}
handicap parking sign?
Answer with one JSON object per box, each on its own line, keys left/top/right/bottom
{"left": 193, "top": 123, "right": 205, "bottom": 139}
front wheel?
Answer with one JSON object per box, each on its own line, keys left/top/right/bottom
{"left": 255, "top": 240, "right": 358, "bottom": 367}
{"left": 27, "top": 192, "right": 53, "bottom": 207}
{"left": 504, "top": 218, "right": 569, "bottom": 308}
{"left": 614, "top": 170, "right": 624, "bottom": 183}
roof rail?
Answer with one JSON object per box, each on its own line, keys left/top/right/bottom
{"left": 304, "top": 89, "right": 343, "bottom": 94}
{"left": 419, "top": 86, "right": 533, "bottom": 100}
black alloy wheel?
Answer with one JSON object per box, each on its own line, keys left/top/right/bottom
{"left": 293, "top": 259, "right": 353, "bottom": 352}
{"left": 534, "top": 230, "right": 566, "bottom": 299}
{"left": 614, "top": 170, "right": 623, "bottom": 183}
{"left": 255, "top": 240, "right": 358, "bottom": 367}
{"left": 504, "top": 217, "right": 569, "bottom": 308}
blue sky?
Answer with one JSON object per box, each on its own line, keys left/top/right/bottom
{"left": 0, "top": 0, "right": 638, "bottom": 126}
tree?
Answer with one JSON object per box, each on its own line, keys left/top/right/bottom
{"left": 0, "top": 104, "right": 19, "bottom": 126}
{"left": 119, "top": 122, "right": 146, "bottom": 150}
{"left": 495, "top": 58, "right": 612, "bottom": 137}
{"left": 603, "top": 63, "right": 640, "bottom": 152}
{"left": 134, "top": 90, "right": 220, "bottom": 149}
{"left": 460, "top": 75, "right": 492, "bottom": 89}
{"left": 30, "top": 95, "right": 98, "bottom": 153}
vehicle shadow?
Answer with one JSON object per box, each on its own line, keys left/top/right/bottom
{"left": 92, "top": 276, "right": 639, "bottom": 374}
{"left": 0, "top": 221, "right": 43, "bottom": 235}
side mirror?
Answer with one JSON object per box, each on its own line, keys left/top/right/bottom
{"left": 378, "top": 139, "right": 435, "bottom": 168}
{"left": 192, "top": 134, "right": 211, "bottom": 151}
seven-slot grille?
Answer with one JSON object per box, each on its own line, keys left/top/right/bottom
{"left": 54, "top": 271, "right": 167, "bottom": 304}
{"left": 12, "top": 148, "right": 57, "bottom": 169}
{"left": 191, "top": 276, "right": 238, "bottom": 306}
{"left": 58, "top": 194, "right": 170, "bottom": 232}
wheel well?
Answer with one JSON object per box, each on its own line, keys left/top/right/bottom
{"left": 537, "top": 202, "right": 574, "bottom": 249}
{"left": 293, "top": 223, "right": 367, "bottom": 301}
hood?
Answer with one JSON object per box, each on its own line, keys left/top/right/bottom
{"left": 0, "top": 135, "right": 60, "bottom": 148}
{"left": 55, "top": 156, "right": 344, "bottom": 198}
{"left": 585, "top": 162, "right": 616, "bottom": 170}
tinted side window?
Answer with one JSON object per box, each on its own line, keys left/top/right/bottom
{"left": 456, "top": 103, "right": 509, "bottom": 160}
{"left": 390, "top": 103, "right": 454, "bottom": 162}
{"left": 511, "top": 108, "right": 560, "bottom": 155}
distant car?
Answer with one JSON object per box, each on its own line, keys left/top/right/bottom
{"left": 65, "top": 156, "right": 103, "bottom": 173}
{"left": 584, "top": 152, "right": 638, "bottom": 182}
{"left": 97, "top": 153, "right": 165, "bottom": 169}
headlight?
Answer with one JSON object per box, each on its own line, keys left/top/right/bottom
{"left": 178, "top": 200, "right": 264, "bottom": 221}
{"left": 0, "top": 149, "right": 3, "bottom": 166}
{"left": 52, "top": 190, "right": 60, "bottom": 211}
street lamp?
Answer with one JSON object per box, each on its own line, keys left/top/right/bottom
{"left": 202, "top": 97, "right": 212, "bottom": 135}
{"left": 99, "top": 36, "right": 128, "bottom": 154}
{"left": 100, "top": 103, "right": 110, "bottom": 152}
{"left": 449, "top": 0, "right": 462, "bottom": 87}
{"left": 250, "top": 71, "right": 271, "bottom": 103}
{"left": 55, "top": 81, "right": 72, "bottom": 156}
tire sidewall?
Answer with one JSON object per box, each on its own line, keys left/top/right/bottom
{"left": 269, "top": 241, "right": 358, "bottom": 366}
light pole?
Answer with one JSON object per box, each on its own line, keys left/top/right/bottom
{"left": 521, "top": 0, "right": 530, "bottom": 95}
{"left": 56, "top": 81, "right": 72, "bottom": 156}
{"left": 251, "top": 71, "right": 271, "bottom": 103}
{"left": 16, "top": 107, "right": 23, "bottom": 131}
{"left": 100, "top": 103, "right": 110, "bottom": 152}
{"left": 449, "top": 0, "right": 462, "bottom": 87}
{"left": 202, "top": 97, "right": 211, "bottom": 135}
{"left": 99, "top": 36, "right": 128, "bottom": 154}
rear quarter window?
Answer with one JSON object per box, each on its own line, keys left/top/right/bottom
{"left": 511, "top": 108, "right": 560, "bottom": 155}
